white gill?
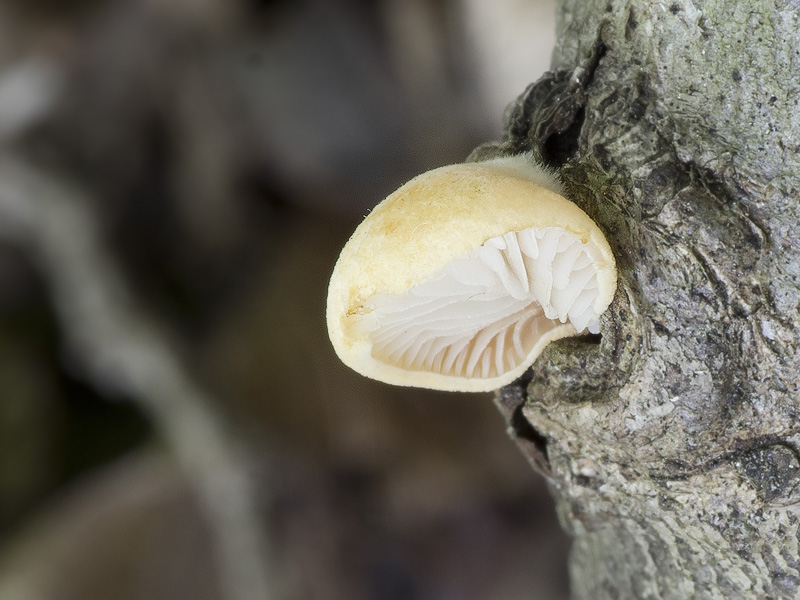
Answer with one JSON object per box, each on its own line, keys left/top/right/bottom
{"left": 360, "top": 227, "right": 603, "bottom": 379}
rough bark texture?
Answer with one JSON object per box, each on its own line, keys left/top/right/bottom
{"left": 484, "top": 1, "right": 800, "bottom": 598}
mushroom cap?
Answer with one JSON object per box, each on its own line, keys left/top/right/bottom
{"left": 326, "top": 156, "right": 617, "bottom": 392}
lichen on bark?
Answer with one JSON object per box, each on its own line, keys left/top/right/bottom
{"left": 492, "top": 1, "right": 800, "bottom": 597}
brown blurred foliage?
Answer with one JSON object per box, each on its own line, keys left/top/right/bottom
{"left": 0, "top": 1, "right": 568, "bottom": 599}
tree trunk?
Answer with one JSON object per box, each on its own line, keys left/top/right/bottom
{"left": 485, "top": 1, "right": 800, "bottom": 598}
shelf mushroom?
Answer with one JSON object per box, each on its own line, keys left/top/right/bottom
{"left": 326, "top": 154, "right": 617, "bottom": 392}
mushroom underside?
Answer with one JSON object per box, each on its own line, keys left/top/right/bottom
{"left": 359, "top": 226, "right": 603, "bottom": 380}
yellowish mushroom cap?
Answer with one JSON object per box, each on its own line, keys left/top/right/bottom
{"left": 326, "top": 155, "right": 617, "bottom": 392}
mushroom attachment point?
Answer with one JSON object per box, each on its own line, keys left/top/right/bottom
{"left": 326, "top": 154, "right": 617, "bottom": 392}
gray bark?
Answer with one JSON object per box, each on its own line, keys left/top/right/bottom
{"left": 485, "top": 1, "right": 800, "bottom": 598}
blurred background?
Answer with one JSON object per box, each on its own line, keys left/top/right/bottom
{"left": 0, "top": 0, "right": 570, "bottom": 599}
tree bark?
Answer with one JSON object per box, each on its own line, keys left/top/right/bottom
{"left": 486, "top": 1, "right": 800, "bottom": 598}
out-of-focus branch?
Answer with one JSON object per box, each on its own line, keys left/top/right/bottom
{"left": 0, "top": 155, "right": 278, "bottom": 600}
{"left": 0, "top": 58, "right": 62, "bottom": 140}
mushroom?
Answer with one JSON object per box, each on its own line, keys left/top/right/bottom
{"left": 326, "top": 154, "right": 617, "bottom": 392}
